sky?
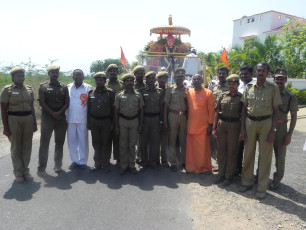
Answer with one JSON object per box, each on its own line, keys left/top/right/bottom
{"left": 0, "top": 0, "right": 305, "bottom": 74}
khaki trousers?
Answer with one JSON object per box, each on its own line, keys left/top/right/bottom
{"left": 90, "top": 117, "right": 112, "bottom": 167}
{"left": 119, "top": 117, "right": 138, "bottom": 169}
{"left": 159, "top": 127, "right": 168, "bottom": 162}
{"left": 216, "top": 120, "right": 240, "bottom": 179}
{"left": 38, "top": 111, "right": 67, "bottom": 171}
{"left": 140, "top": 116, "right": 160, "bottom": 165}
{"left": 167, "top": 113, "right": 187, "bottom": 166}
{"left": 242, "top": 118, "right": 273, "bottom": 192}
{"left": 8, "top": 115, "right": 34, "bottom": 177}
{"left": 111, "top": 129, "right": 120, "bottom": 160}
{"left": 273, "top": 123, "right": 287, "bottom": 182}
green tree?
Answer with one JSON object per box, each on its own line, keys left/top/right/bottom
{"left": 89, "top": 58, "right": 127, "bottom": 75}
{"left": 280, "top": 21, "right": 306, "bottom": 78}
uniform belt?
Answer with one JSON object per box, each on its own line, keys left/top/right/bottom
{"left": 277, "top": 119, "right": 287, "bottom": 124}
{"left": 144, "top": 112, "right": 160, "bottom": 117}
{"left": 90, "top": 114, "right": 112, "bottom": 120}
{"left": 169, "top": 110, "right": 187, "bottom": 116}
{"left": 119, "top": 113, "right": 138, "bottom": 120}
{"left": 247, "top": 114, "right": 271, "bottom": 121}
{"left": 219, "top": 115, "right": 240, "bottom": 122}
{"left": 8, "top": 111, "right": 31, "bottom": 116}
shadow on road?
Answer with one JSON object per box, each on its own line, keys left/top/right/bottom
{"left": 3, "top": 181, "right": 41, "bottom": 201}
{"left": 32, "top": 164, "right": 215, "bottom": 192}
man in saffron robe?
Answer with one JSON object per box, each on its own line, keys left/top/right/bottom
{"left": 186, "top": 74, "right": 215, "bottom": 173}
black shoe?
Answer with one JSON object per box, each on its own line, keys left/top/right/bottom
{"left": 90, "top": 167, "right": 100, "bottom": 173}
{"left": 222, "top": 179, "right": 232, "bottom": 187}
{"left": 37, "top": 170, "right": 47, "bottom": 177}
{"left": 161, "top": 161, "right": 170, "bottom": 168}
{"left": 214, "top": 176, "right": 225, "bottom": 184}
{"left": 120, "top": 168, "right": 127, "bottom": 175}
{"left": 54, "top": 166, "right": 63, "bottom": 173}
{"left": 239, "top": 185, "right": 253, "bottom": 193}
{"left": 79, "top": 164, "right": 87, "bottom": 169}
{"left": 170, "top": 165, "right": 178, "bottom": 172}
{"left": 69, "top": 162, "right": 78, "bottom": 170}
{"left": 269, "top": 181, "right": 280, "bottom": 190}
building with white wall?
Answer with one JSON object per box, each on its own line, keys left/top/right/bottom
{"left": 232, "top": 10, "right": 304, "bottom": 47}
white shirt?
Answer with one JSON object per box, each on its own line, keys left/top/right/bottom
{"left": 238, "top": 78, "right": 256, "bottom": 94}
{"left": 182, "top": 53, "right": 202, "bottom": 76}
{"left": 67, "top": 82, "right": 92, "bottom": 123}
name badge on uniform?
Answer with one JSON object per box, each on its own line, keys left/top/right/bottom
{"left": 47, "top": 88, "right": 53, "bottom": 91}
{"left": 144, "top": 94, "right": 149, "bottom": 96}
{"left": 121, "top": 96, "right": 127, "bottom": 99}
{"left": 198, "top": 96, "right": 203, "bottom": 100}
{"left": 249, "top": 93, "right": 254, "bottom": 96}
{"left": 222, "top": 98, "right": 230, "bottom": 101}
{"left": 12, "top": 91, "right": 19, "bottom": 95}
{"left": 90, "top": 96, "right": 95, "bottom": 99}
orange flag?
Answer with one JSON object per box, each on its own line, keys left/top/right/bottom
{"left": 120, "top": 46, "right": 126, "bottom": 66}
{"left": 220, "top": 48, "right": 229, "bottom": 69}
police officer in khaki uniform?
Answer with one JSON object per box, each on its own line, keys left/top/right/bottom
{"left": 138, "top": 71, "right": 163, "bottom": 170}
{"left": 157, "top": 71, "right": 170, "bottom": 167}
{"left": 213, "top": 67, "right": 229, "bottom": 105}
{"left": 164, "top": 68, "right": 188, "bottom": 172}
{"left": 133, "top": 65, "right": 146, "bottom": 90}
{"left": 269, "top": 69, "right": 298, "bottom": 190}
{"left": 133, "top": 65, "right": 146, "bottom": 163}
{"left": 105, "top": 64, "right": 123, "bottom": 166}
{"left": 211, "top": 67, "right": 229, "bottom": 168}
{"left": 37, "top": 65, "right": 69, "bottom": 175}
{"left": 0, "top": 67, "right": 37, "bottom": 183}
{"left": 88, "top": 72, "right": 115, "bottom": 173}
{"left": 212, "top": 74, "right": 242, "bottom": 186}
{"left": 114, "top": 74, "right": 144, "bottom": 175}
{"left": 239, "top": 62, "right": 282, "bottom": 199}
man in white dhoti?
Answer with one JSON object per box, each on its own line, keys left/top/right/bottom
{"left": 67, "top": 69, "right": 92, "bottom": 169}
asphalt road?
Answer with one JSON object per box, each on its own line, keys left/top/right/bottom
{"left": 0, "top": 135, "right": 193, "bottom": 230}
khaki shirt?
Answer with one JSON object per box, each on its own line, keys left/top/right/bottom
{"left": 241, "top": 80, "right": 282, "bottom": 116}
{"left": 88, "top": 87, "right": 115, "bottom": 117}
{"left": 213, "top": 82, "right": 228, "bottom": 103}
{"left": 105, "top": 79, "right": 123, "bottom": 94}
{"left": 0, "top": 83, "right": 34, "bottom": 112}
{"left": 139, "top": 87, "right": 162, "bottom": 113}
{"left": 216, "top": 91, "right": 242, "bottom": 119}
{"left": 114, "top": 89, "right": 144, "bottom": 117}
{"left": 279, "top": 89, "right": 299, "bottom": 120}
{"left": 38, "top": 81, "right": 68, "bottom": 112}
{"left": 164, "top": 85, "right": 188, "bottom": 112}
{"left": 134, "top": 81, "right": 146, "bottom": 91}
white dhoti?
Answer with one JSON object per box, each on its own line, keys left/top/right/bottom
{"left": 67, "top": 123, "right": 89, "bottom": 165}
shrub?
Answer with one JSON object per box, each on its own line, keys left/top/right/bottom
{"left": 287, "top": 87, "right": 306, "bottom": 105}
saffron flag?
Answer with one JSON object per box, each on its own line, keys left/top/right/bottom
{"left": 120, "top": 46, "right": 126, "bottom": 66}
{"left": 220, "top": 48, "right": 229, "bottom": 69}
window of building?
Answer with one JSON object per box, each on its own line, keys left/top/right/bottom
{"left": 247, "top": 17, "right": 255, "bottom": 23}
{"left": 260, "top": 15, "right": 263, "bottom": 20}
{"left": 278, "top": 15, "right": 282, "bottom": 20}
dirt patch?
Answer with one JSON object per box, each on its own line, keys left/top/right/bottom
{"left": 187, "top": 174, "right": 306, "bottom": 230}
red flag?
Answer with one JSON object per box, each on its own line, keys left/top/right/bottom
{"left": 220, "top": 48, "right": 229, "bottom": 69}
{"left": 120, "top": 46, "right": 126, "bottom": 66}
